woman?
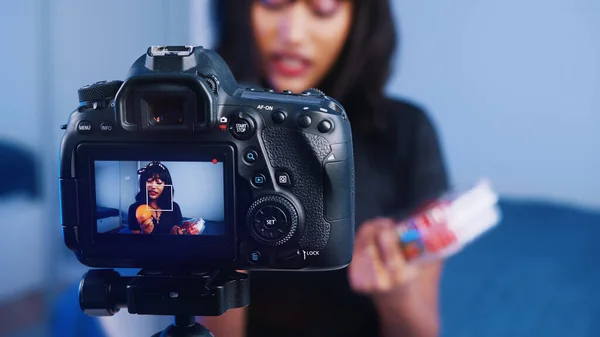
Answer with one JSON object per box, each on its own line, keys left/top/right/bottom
{"left": 128, "top": 161, "right": 183, "bottom": 234}
{"left": 202, "top": 0, "right": 450, "bottom": 336}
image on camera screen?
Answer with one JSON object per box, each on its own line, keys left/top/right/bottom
{"left": 93, "top": 160, "right": 225, "bottom": 236}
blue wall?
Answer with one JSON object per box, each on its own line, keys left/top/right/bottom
{"left": 0, "top": 0, "right": 49, "bottom": 304}
{"left": 389, "top": 0, "right": 600, "bottom": 209}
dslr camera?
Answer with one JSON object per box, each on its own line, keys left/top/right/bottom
{"left": 59, "top": 46, "right": 355, "bottom": 272}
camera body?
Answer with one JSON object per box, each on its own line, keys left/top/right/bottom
{"left": 59, "top": 46, "right": 355, "bottom": 271}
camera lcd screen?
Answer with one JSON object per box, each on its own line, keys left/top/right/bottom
{"left": 93, "top": 160, "right": 225, "bottom": 236}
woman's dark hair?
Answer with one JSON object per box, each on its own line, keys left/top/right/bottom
{"left": 212, "top": 0, "right": 398, "bottom": 136}
{"left": 135, "top": 161, "right": 174, "bottom": 209}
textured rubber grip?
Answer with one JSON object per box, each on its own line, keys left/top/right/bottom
{"left": 261, "top": 126, "right": 332, "bottom": 250}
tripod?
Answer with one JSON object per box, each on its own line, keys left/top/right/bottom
{"left": 78, "top": 268, "right": 250, "bottom": 337}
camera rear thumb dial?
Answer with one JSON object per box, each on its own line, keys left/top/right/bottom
{"left": 247, "top": 195, "right": 298, "bottom": 246}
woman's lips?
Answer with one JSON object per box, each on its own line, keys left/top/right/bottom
{"left": 149, "top": 190, "right": 158, "bottom": 197}
{"left": 270, "top": 52, "right": 312, "bottom": 77}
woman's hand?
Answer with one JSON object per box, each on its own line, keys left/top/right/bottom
{"left": 140, "top": 217, "right": 154, "bottom": 234}
{"left": 348, "top": 218, "right": 441, "bottom": 337}
{"left": 348, "top": 218, "right": 419, "bottom": 295}
{"left": 170, "top": 225, "right": 183, "bottom": 235}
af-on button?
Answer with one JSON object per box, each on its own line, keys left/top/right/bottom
{"left": 272, "top": 110, "right": 286, "bottom": 124}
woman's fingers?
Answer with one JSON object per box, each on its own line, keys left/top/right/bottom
{"left": 374, "top": 220, "right": 401, "bottom": 269}
{"left": 353, "top": 219, "right": 375, "bottom": 251}
{"left": 349, "top": 218, "right": 422, "bottom": 295}
{"left": 349, "top": 222, "right": 376, "bottom": 293}
{"left": 350, "top": 219, "right": 395, "bottom": 293}
{"left": 375, "top": 223, "right": 408, "bottom": 285}
{"left": 141, "top": 218, "right": 154, "bottom": 233}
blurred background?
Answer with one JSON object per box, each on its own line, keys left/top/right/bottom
{"left": 0, "top": 0, "right": 598, "bottom": 336}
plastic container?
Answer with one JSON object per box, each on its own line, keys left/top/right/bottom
{"left": 176, "top": 218, "right": 206, "bottom": 235}
{"left": 397, "top": 179, "right": 501, "bottom": 262}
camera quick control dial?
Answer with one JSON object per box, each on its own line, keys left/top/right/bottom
{"left": 247, "top": 195, "right": 299, "bottom": 246}
{"left": 78, "top": 80, "right": 123, "bottom": 105}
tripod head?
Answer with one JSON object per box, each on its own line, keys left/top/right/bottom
{"left": 78, "top": 268, "right": 250, "bottom": 337}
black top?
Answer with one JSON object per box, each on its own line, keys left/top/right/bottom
{"left": 127, "top": 202, "right": 183, "bottom": 234}
{"left": 246, "top": 98, "right": 450, "bottom": 337}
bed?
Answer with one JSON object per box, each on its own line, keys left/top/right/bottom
{"left": 95, "top": 206, "right": 121, "bottom": 233}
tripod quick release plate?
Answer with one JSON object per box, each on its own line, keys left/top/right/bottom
{"left": 79, "top": 269, "right": 250, "bottom": 317}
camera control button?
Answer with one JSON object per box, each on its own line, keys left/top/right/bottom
{"left": 252, "top": 206, "right": 289, "bottom": 241}
{"left": 298, "top": 115, "right": 312, "bottom": 128}
{"left": 230, "top": 114, "right": 255, "bottom": 140}
{"left": 100, "top": 121, "right": 114, "bottom": 134}
{"left": 243, "top": 149, "right": 259, "bottom": 164}
{"left": 248, "top": 251, "right": 261, "bottom": 264}
{"left": 252, "top": 173, "right": 267, "bottom": 187}
{"left": 272, "top": 110, "right": 286, "bottom": 124}
{"left": 317, "top": 119, "right": 333, "bottom": 133}
{"left": 275, "top": 171, "right": 291, "bottom": 187}
{"left": 77, "top": 121, "right": 92, "bottom": 134}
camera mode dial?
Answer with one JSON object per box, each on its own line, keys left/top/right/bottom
{"left": 247, "top": 195, "right": 299, "bottom": 246}
{"left": 78, "top": 80, "right": 123, "bottom": 105}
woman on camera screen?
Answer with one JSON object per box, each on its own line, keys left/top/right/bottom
{"left": 128, "top": 161, "right": 183, "bottom": 235}
{"left": 201, "top": 0, "right": 451, "bottom": 336}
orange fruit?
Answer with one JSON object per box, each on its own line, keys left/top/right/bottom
{"left": 136, "top": 204, "right": 153, "bottom": 223}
